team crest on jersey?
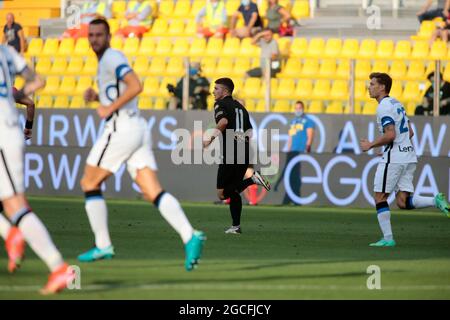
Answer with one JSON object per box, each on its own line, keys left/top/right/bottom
{"left": 214, "top": 103, "right": 220, "bottom": 110}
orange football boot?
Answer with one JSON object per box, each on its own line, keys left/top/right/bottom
{"left": 5, "top": 226, "right": 25, "bottom": 273}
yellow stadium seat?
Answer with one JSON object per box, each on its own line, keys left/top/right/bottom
{"left": 355, "top": 60, "right": 371, "bottom": 80}
{"left": 402, "top": 81, "right": 422, "bottom": 102}
{"left": 149, "top": 19, "right": 168, "bottom": 36}
{"left": 323, "top": 38, "right": 342, "bottom": 58}
{"left": 362, "top": 100, "right": 377, "bottom": 115}
{"left": 189, "top": 38, "right": 207, "bottom": 57}
{"left": 25, "top": 38, "right": 43, "bottom": 57}
{"left": 14, "top": 76, "right": 24, "bottom": 89}
{"left": 148, "top": 57, "right": 167, "bottom": 75}
{"left": 278, "top": 37, "right": 291, "bottom": 57}
{"left": 154, "top": 38, "right": 173, "bottom": 56}
{"left": 340, "top": 39, "right": 359, "bottom": 59}
{"left": 241, "top": 78, "right": 261, "bottom": 99}
{"left": 54, "top": 95, "right": 70, "bottom": 109}
{"left": 185, "top": 19, "right": 197, "bottom": 36}
{"left": 138, "top": 96, "right": 153, "bottom": 109}
{"left": 35, "top": 57, "right": 52, "bottom": 75}
{"left": 358, "top": 39, "right": 377, "bottom": 59}
{"left": 112, "top": 0, "right": 127, "bottom": 19}
{"left": 336, "top": 60, "right": 350, "bottom": 79}
{"left": 57, "top": 38, "right": 75, "bottom": 57}
{"left": 41, "top": 38, "right": 59, "bottom": 56}
{"left": 375, "top": 40, "right": 394, "bottom": 59}
{"left": 245, "top": 99, "right": 256, "bottom": 112}
{"left": 429, "top": 40, "right": 447, "bottom": 60}
{"left": 390, "top": 81, "right": 403, "bottom": 98}
{"left": 158, "top": 0, "right": 174, "bottom": 17}
{"left": 171, "top": 38, "right": 190, "bottom": 57}
{"left": 74, "top": 76, "right": 92, "bottom": 95}
{"left": 201, "top": 57, "right": 216, "bottom": 77}
{"left": 41, "top": 76, "right": 60, "bottom": 94}
{"left": 111, "top": 37, "right": 123, "bottom": 51}
{"left": 372, "top": 60, "right": 389, "bottom": 74}
{"left": 411, "top": 41, "right": 429, "bottom": 59}
{"left": 73, "top": 38, "right": 91, "bottom": 56}
{"left": 330, "top": 80, "right": 348, "bottom": 100}
{"left": 138, "top": 37, "right": 155, "bottom": 56}
{"left": 404, "top": 101, "right": 417, "bottom": 116}
{"left": 205, "top": 38, "right": 223, "bottom": 57}
{"left": 107, "top": 19, "right": 120, "bottom": 35}
{"left": 290, "top": 38, "right": 308, "bottom": 58}
{"left": 222, "top": 37, "right": 240, "bottom": 57}
{"left": 240, "top": 38, "right": 260, "bottom": 58}
{"left": 153, "top": 98, "right": 167, "bottom": 110}
{"left": 173, "top": 0, "right": 191, "bottom": 18}
{"left": 255, "top": 99, "right": 267, "bottom": 113}
{"left": 291, "top": 1, "right": 310, "bottom": 18}
{"left": 66, "top": 57, "right": 84, "bottom": 75}
{"left": 133, "top": 56, "right": 150, "bottom": 76}
{"left": 165, "top": 58, "right": 184, "bottom": 77}
{"left": 190, "top": 0, "right": 204, "bottom": 17}
{"left": 326, "top": 101, "right": 344, "bottom": 114}
{"left": 232, "top": 58, "right": 250, "bottom": 77}
{"left": 355, "top": 81, "right": 370, "bottom": 101}
{"left": 344, "top": 102, "right": 362, "bottom": 114}
{"left": 308, "top": 101, "right": 324, "bottom": 114}
{"left": 411, "top": 20, "right": 436, "bottom": 40}
{"left": 273, "top": 79, "right": 295, "bottom": 99}
{"left": 122, "top": 37, "right": 140, "bottom": 57}
{"left": 37, "top": 95, "right": 53, "bottom": 108}
{"left": 406, "top": 61, "right": 425, "bottom": 80}
{"left": 81, "top": 57, "right": 97, "bottom": 76}
{"left": 58, "top": 76, "right": 76, "bottom": 95}
{"left": 300, "top": 59, "right": 319, "bottom": 78}
{"left": 318, "top": 59, "right": 336, "bottom": 79}
{"left": 69, "top": 95, "right": 85, "bottom": 109}
{"left": 157, "top": 77, "right": 176, "bottom": 98}
{"left": 142, "top": 77, "right": 159, "bottom": 97}
{"left": 272, "top": 100, "right": 291, "bottom": 113}
{"left": 167, "top": 19, "right": 185, "bottom": 37}
{"left": 306, "top": 38, "right": 325, "bottom": 58}
{"left": 312, "top": 80, "right": 331, "bottom": 100}
{"left": 295, "top": 79, "right": 313, "bottom": 98}
{"left": 214, "top": 58, "right": 234, "bottom": 77}
{"left": 443, "top": 62, "right": 450, "bottom": 81}
{"left": 49, "top": 57, "right": 67, "bottom": 75}
{"left": 390, "top": 60, "right": 407, "bottom": 80}
{"left": 393, "top": 40, "right": 412, "bottom": 59}
{"left": 261, "top": 78, "right": 278, "bottom": 100}
{"left": 278, "top": 58, "right": 301, "bottom": 78}
{"left": 226, "top": 0, "right": 240, "bottom": 14}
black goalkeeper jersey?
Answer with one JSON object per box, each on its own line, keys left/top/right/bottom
{"left": 214, "top": 96, "right": 252, "bottom": 164}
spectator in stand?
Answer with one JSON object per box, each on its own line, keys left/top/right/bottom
{"left": 417, "top": 0, "right": 450, "bottom": 23}
{"left": 246, "top": 28, "right": 281, "bottom": 78}
{"left": 230, "top": 0, "right": 263, "bottom": 39}
{"left": 430, "top": 14, "right": 450, "bottom": 42}
{"left": 415, "top": 72, "right": 450, "bottom": 115}
{"left": 62, "top": 0, "right": 111, "bottom": 39}
{"left": 2, "top": 13, "right": 26, "bottom": 55}
{"left": 266, "top": 0, "right": 292, "bottom": 35}
{"left": 115, "top": 0, "right": 153, "bottom": 38}
{"left": 196, "top": 0, "right": 228, "bottom": 39}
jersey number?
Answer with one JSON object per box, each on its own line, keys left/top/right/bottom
{"left": 396, "top": 107, "right": 409, "bottom": 134}
{"left": 235, "top": 108, "right": 244, "bottom": 133}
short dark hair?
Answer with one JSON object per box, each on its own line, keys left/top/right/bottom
{"left": 89, "top": 18, "right": 110, "bottom": 34}
{"left": 215, "top": 78, "right": 234, "bottom": 94}
{"left": 295, "top": 100, "right": 304, "bottom": 107}
{"left": 369, "top": 72, "right": 392, "bottom": 94}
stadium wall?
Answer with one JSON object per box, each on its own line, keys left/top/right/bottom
{"left": 20, "top": 110, "right": 450, "bottom": 208}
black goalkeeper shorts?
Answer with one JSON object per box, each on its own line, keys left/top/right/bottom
{"left": 216, "top": 164, "right": 249, "bottom": 189}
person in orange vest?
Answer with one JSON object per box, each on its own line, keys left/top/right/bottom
{"left": 115, "top": 0, "right": 153, "bottom": 38}
{"left": 62, "top": 0, "right": 111, "bottom": 39}
{"left": 196, "top": 0, "right": 229, "bottom": 38}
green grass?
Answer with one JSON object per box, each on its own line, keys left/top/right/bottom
{"left": 0, "top": 196, "right": 449, "bottom": 299}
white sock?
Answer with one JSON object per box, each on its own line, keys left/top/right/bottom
{"left": 411, "top": 195, "right": 436, "bottom": 209}
{"left": 18, "top": 212, "right": 64, "bottom": 272}
{"left": 377, "top": 211, "right": 393, "bottom": 241}
{"left": 157, "top": 192, "right": 194, "bottom": 244}
{"left": 0, "top": 214, "right": 11, "bottom": 240}
{"left": 86, "top": 197, "right": 112, "bottom": 249}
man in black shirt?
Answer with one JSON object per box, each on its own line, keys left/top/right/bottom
{"left": 203, "top": 78, "right": 270, "bottom": 234}
{"left": 2, "top": 13, "right": 26, "bottom": 55}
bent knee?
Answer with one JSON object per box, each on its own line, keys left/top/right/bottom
{"left": 80, "top": 177, "right": 99, "bottom": 192}
{"left": 397, "top": 200, "right": 407, "bottom": 209}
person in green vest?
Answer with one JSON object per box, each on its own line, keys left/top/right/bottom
{"left": 116, "top": 0, "right": 153, "bottom": 38}
{"left": 62, "top": 0, "right": 111, "bottom": 39}
{"left": 196, "top": 0, "right": 229, "bottom": 38}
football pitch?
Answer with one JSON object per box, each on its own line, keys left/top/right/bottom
{"left": 0, "top": 196, "right": 449, "bottom": 300}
